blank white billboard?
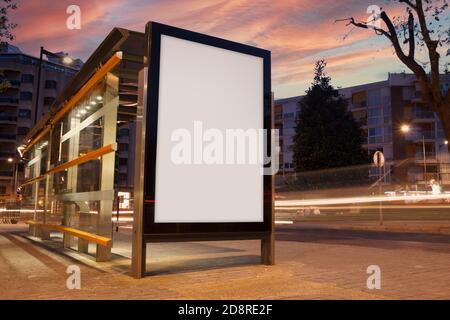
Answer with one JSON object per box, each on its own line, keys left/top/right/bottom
{"left": 154, "top": 35, "right": 264, "bottom": 223}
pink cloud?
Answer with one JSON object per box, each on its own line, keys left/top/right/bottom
{"left": 7, "top": 0, "right": 426, "bottom": 97}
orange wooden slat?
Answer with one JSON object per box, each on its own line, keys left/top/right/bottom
{"left": 19, "top": 175, "right": 45, "bottom": 188}
{"left": 18, "top": 144, "right": 115, "bottom": 189}
{"left": 25, "top": 220, "right": 112, "bottom": 247}
{"left": 51, "top": 52, "right": 122, "bottom": 125}
{"left": 46, "top": 144, "right": 115, "bottom": 175}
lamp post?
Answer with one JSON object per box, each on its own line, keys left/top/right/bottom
{"left": 7, "top": 157, "right": 18, "bottom": 201}
{"left": 422, "top": 134, "right": 427, "bottom": 183}
{"left": 438, "top": 140, "right": 449, "bottom": 184}
{"left": 33, "top": 47, "right": 74, "bottom": 125}
{"left": 401, "top": 124, "right": 428, "bottom": 186}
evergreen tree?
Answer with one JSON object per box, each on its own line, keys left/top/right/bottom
{"left": 292, "top": 60, "right": 369, "bottom": 173}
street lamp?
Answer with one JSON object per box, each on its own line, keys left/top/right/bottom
{"left": 62, "top": 55, "right": 74, "bottom": 65}
{"left": 34, "top": 47, "right": 74, "bottom": 125}
{"left": 401, "top": 124, "right": 411, "bottom": 133}
{"left": 438, "top": 140, "right": 449, "bottom": 183}
{"left": 7, "top": 157, "right": 19, "bottom": 200}
{"left": 400, "top": 123, "right": 428, "bottom": 187}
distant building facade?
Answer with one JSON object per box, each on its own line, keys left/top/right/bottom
{"left": 0, "top": 43, "right": 81, "bottom": 203}
{"left": 275, "top": 73, "right": 450, "bottom": 186}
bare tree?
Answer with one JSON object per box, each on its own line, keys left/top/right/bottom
{"left": 0, "top": 0, "right": 17, "bottom": 92}
{"left": 338, "top": 0, "right": 450, "bottom": 152}
{"left": 0, "top": 0, "right": 17, "bottom": 41}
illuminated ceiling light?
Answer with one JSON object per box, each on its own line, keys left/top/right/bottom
{"left": 96, "top": 96, "right": 103, "bottom": 101}
{"left": 7, "top": 158, "right": 13, "bottom": 163}
{"left": 80, "top": 110, "right": 87, "bottom": 115}
{"left": 445, "top": 140, "right": 449, "bottom": 145}
{"left": 17, "top": 145, "right": 25, "bottom": 158}
{"left": 86, "top": 106, "right": 91, "bottom": 110}
{"left": 90, "top": 101, "right": 97, "bottom": 106}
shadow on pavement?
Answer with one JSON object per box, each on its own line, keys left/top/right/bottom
{"left": 144, "top": 254, "right": 261, "bottom": 276}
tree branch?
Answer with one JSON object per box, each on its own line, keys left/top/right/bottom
{"left": 336, "top": 17, "right": 391, "bottom": 39}
{"left": 339, "top": 11, "right": 433, "bottom": 108}
{"left": 407, "top": 10, "right": 415, "bottom": 58}
{"left": 380, "top": 10, "right": 435, "bottom": 107}
{"left": 416, "top": 0, "right": 441, "bottom": 105}
{"left": 399, "top": 0, "right": 417, "bottom": 11}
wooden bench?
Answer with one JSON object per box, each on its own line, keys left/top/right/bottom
{"left": 26, "top": 220, "right": 112, "bottom": 248}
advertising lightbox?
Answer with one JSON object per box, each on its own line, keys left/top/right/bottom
{"left": 132, "top": 22, "right": 273, "bottom": 277}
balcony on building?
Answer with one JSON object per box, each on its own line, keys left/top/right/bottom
{"left": 0, "top": 111, "right": 18, "bottom": 123}
{"left": 411, "top": 106, "right": 435, "bottom": 123}
{"left": 350, "top": 91, "right": 368, "bottom": 111}
{"left": 352, "top": 109, "right": 368, "bottom": 127}
{"left": 414, "top": 151, "right": 437, "bottom": 164}
{"left": 409, "top": 122, "right": 436, "bottom": 143}
{"left": 411, "top": 90, "right": 426, "bottom": 104}
{"left": 0, "top": 132, "right": 17, "bottom": 141}
{"left": 0, "top": 92, "right": 19, "bottom": 105}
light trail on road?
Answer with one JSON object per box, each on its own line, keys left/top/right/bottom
{"left": 275, "top": 193, "right": 450, "bottom": 207}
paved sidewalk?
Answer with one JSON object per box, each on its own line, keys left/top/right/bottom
{"left": 1, "top": 223, "right": 450, "bottom": 299}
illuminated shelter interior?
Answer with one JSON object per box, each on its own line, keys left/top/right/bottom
{"left": 19, "top": 28, "right": 144, "bottom": 261}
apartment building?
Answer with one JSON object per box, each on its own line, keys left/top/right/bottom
{"left": 275, "top": 73, "right": 450, "bottom": 186}
{"left": 0, "top": 43, "right": 81, "bottom": 203}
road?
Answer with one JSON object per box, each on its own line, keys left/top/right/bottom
{"left": 1, "top": 223, "right": 450, "bottom": 299}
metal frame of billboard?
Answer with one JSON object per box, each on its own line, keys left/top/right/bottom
{"left": 131, "top": 22, "right": 273, "bottom": 278}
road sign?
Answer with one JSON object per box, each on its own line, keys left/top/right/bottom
{"left": 373, "top": 151, "right": 385, "bottom": 168}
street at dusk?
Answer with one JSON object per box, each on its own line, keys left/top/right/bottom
{"left": 1, "top": 0, "right": 450, "bottom": 312}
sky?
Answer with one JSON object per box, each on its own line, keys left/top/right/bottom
{"left": 8, "top": 0, "right": 450, "bottom": 99}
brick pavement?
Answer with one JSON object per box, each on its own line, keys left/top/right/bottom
{"left": 1, "top": 223, "right": 450, "bottom": 299}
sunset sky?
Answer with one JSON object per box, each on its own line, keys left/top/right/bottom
{"left": 9, "top": 0, "right": 450, "bottom": 98}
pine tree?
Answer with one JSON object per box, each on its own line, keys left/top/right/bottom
{"left": 292, "top": 60, "right": 369, "bottom": 173}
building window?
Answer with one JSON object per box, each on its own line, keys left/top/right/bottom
{"left": 284, "top": 112, "right": 295, "bottom": 119}
{"left": 18, "top": 109, "right": 31, "bottom": 118}
{"left": 118, "top": 128, "right": 129, "bottom": 136}
{"left": 368, "top": 127, "right": 383, "bottom": 144}
{"left": 119, "top": 158, "right": 128, "bottom": 166}
{"left": 17, "top": 127, "right": 29, "bottom": 136}
{"left": 284, "top": 162, "right": 294, "bottom": 169}
{"left": 0, "top": 185, "right": 7, "bottom": 195}
{"left": 119, "top": 173, "right": 128, "bottom": 182}
{"left": 367, "top": 89, "right": 381, "bottom": 106}
{"left": 367, "top": 108, "right": 383, "bottom": 126}
{"left": 45, "top": 80, "right": 57, "bottom": 89}
{"left": 20, "top": 91, "right": 33, "bottom": 101}
{"left": 118, "top": 143, "right": 129, "bottom": 152}
{"left": 21, "top": 74, "right": 34, "bottom": 83}
{"left": 352, "top": 91, "right": 367, "bottom": 108}
{"left": 43, "top": 96, "right": 55, "bottom": 106}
